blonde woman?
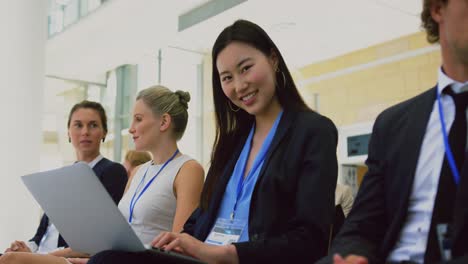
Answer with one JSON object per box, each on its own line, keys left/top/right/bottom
{"left": 0, "top": 86, "right": 205, "bottom": 264}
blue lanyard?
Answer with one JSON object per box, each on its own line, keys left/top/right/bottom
{"left": 231, "top": 111, "right": 283, "bottom": 220}
{"left": 436, "top": 89, "right": 461, "bottom": 185}
{"left": 128, "top": 149, "right": 179, "bottom": 223}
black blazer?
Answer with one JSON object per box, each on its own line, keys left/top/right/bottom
{"left": 183, "top": 110, "right": 338, "bottom": 264}
{"left": 318, "top": 87, "right": 468, "bottom": 264}
{"left": 29, "top": 157, "right": 127, "bottom": 249}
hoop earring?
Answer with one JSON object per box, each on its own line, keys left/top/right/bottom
{"left": 102, "top": 138, "right": 105, "bottom": 143}
{"left": 228, "top": 101, "right": 240, "bottom": 112}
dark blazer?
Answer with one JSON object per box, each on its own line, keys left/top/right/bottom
{"left": 318, "top": 87, "right": 468, "bottom": 264}
{"left": 29, "top": 157, "right": 127, "bottom": 249}
{"left": 183, "top": 110, "right": 338, "bottom": 264}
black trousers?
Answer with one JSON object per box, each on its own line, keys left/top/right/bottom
{"left": 89, "top": 250, "right": 194, "bottom": 264}
{"left": 387, "top": 260, "right": 418, "bottom": 264}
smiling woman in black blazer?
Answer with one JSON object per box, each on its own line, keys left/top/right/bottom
{"left": 86, "top": 19, "right": 338, "bottom": 264}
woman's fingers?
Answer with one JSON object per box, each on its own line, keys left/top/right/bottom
{"left": 172, "top": 246, "right": 185, "bottom": 254}
{"left": 153, "top": 232, "right": 178, "bottom": 248}
{"left": 151, "top": 233, "right": 201, "bottom": 260}
{"left": 151, "top": 232, "right": 168, "bottom": 246}
{"left": 67, "top": 258, "right": 89, "bottom": 264}
{"left": 10, "top": 241, "right": 20, "bottom": 251}
{"left": 163, "top": 236, "right": 182, "bottom": 252}
{"left": 333, "top": 254, "right": 346, "bottom": 264}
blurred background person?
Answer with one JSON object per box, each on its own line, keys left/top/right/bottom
{"left": 122, "top": 150, "right": 152, "bottom": 193}
{"left": 335, "top": 183, "right": 354, "bottom": 218}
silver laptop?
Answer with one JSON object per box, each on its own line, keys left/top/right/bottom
{"left": 22, "top": 163, "right": 207, "bottom": 263}
{"left": 21, "top": 162, "right": 145, "bottom": 255}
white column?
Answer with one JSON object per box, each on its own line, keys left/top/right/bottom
{"left": 0, "top": 0, "right": 47, "bottom": 249}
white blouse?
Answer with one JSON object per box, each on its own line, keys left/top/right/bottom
{"left": 118, "top": 154, "right": 193, "bottom": 245}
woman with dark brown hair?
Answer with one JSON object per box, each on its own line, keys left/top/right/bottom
{"left": 1, "top": 100, "right": 127, "bottom": 263}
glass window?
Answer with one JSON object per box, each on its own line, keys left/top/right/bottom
{"left": 86, "top": 84, "right": 102, "bottom": 102}
{"left": 159, "top": 48, "right": 204, "bottom": 162}
{"left": 79, "top": 0, "right": 88, "bottom": 17}
{"left": 47, "top": 0, "right": 105, "bottom": 37}
{"left": 102, "top": 71, "right": 117, "bottom": 136}
{"left": 137, "top": 55, "right": 159, "bottom": 91}
{"left": 88, "top": 0, "right": 102, "bottom": 12}
{"left": 63, "top": 0, "right": 80, "bottom": 27}
{"left": 48, "top": 5, "right": 64, "bottom": 36}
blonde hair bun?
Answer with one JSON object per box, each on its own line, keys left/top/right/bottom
{"left": 175, "top": 90, "right": 191, "bottom": 110}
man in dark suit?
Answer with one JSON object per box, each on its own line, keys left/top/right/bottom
{"left": 318, "top": 0, "right": 468, "bottom": 263}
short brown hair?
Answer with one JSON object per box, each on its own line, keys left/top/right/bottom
{"left": 125, "top": 150, "right": 152, "bottom": 167}
{"left": 421, "top": 0, "right": 448, "bottom": 43}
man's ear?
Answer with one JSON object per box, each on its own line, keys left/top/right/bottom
{"left": 430, "top": 0, "right": 445, "bottom": 24}
{"left": 160, "top": 113, "right": 172, "bottom": 132}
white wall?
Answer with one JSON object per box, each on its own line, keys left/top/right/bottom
{"left": 0, "top": 0, "right": 47, "bottom": 249}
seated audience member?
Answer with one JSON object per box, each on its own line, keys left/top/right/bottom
{"left": 331, "top": 184, "right": 354, "bottom": 240}
{"left": 1, "top": 87, "right": 204, "bottom": 264}
{"left": 84, "top": 19, "right": 338, "bottom": 264}
{"left": 119, "top": 86, "right": 204, "bottom": 243}
{"left": 319, "top": 1, "right": 468, "bottom": 263}
{"left": 335, "top": 183, "right": 354, "bottom": 217}
{"left": 2, "top": 100, "right": 127, "bottom": 260}
{"left": 122, "top": 150, "right": 152, "bottom": 193}
{"left": 123, "top": 150, "right": 152, "bottom": 177}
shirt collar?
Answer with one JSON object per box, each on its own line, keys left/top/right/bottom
{"left": 438, "top": 67, "right": 468, "bottom": 94}
{"left": 87, "top": 154, "right": 104, "bottom": 168}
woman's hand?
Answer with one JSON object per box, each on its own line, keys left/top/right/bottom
{"left": 151, "top": 232, "right": 239, "bottom": 264}
{"left": 48, "top": 248, "right": 89, "bottom": 258}
{"left": 5, "top": 241, "right": 31, "bottom": 253}
{"left": 67, "top": 257, "right": 89, "bottom": 264}
{"left": 333, "top": 254, "right": 368, "bottom": 264}
{"left": 152, "top": 232, "right": 203, "bottom": 256}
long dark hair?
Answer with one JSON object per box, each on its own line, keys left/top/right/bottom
{"left": 200, "top": 20, "right": 310, "bottom": 210}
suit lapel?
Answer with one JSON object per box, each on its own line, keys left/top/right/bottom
{"left": 92, "top": 157, "right": 108, "bottom": 179}
{"left": 204, "top": 132, "right": 248, "bottom": 233}
{"left": 452, "top": 153, "right": 468, "bottom": 253}
{"left": 254, "top": 110, "right": 295, "bottom": 189}
{"left": 206, "top": 111, "right": 294, "bottom": 231}
{"left": 213, "top": 110, "right": 294, "bottom": 205}
{"left": 387, "top": 88, "right": 437, "bottom": 246}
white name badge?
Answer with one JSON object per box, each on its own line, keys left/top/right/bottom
{"left": 205, "top": 218, "right": 246, "bottom": 245}
{"left": 437, "top": 223, "right": 453, "bottom": 261}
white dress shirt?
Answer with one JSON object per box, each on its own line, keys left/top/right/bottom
{"left": 28, "top": 154, "right": 104, "bottom": 254}
{"left": 387, "top": 69, "right": 468, "bottom": 263}
{"left": 36, "top": 223, "right": 61, "bottom": 254}
{"left": 335, "top": 184, "right": 354, "bottom": 217}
